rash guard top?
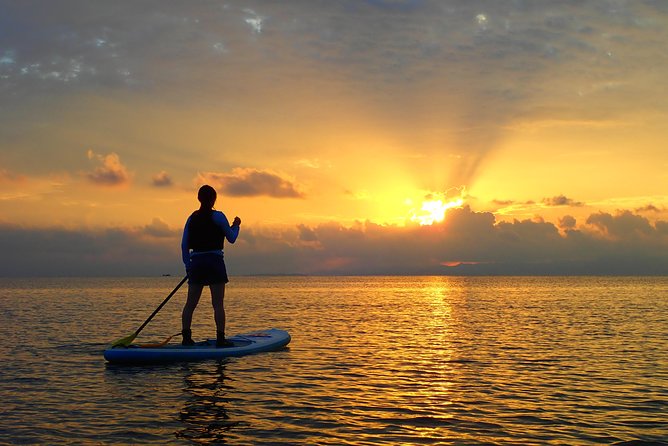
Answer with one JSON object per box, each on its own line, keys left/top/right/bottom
{"left": 181, "top": 209, "right": 240, "bottom": 269}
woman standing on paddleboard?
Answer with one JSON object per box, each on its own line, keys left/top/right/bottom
{"left": 181, "top": 185, "right": 241, "bottom": 347}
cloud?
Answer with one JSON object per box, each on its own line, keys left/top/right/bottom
{"left": 243, "top": 8, "right": 264, "bottom": 34}
{"left": 143, "top": 217, "right": 176, "bottom": 238}
{"left": 230, "top": 207, "right": 668, "bottom": 275}
{"left": 0, "top": 223, "right": 179, "bottom": 277}
{"left": 543, "top": 195, "right": 584, "bottom": 207}
{"left": 0, "top": 168, "right": 27, "bottom": 184}
{"left": 586, "top": 210, "right": 655, "bottom": 240}
{"left": 295, "top": 158, "right": 331, "bottom": 169}
{"left": 636, "top": 204, "right": 663, "bottom": 213}
{"left": 559, "top": 215, "right": 577, "bottom": 230}
{"left": 0, "top": 2, "right": 294, "bottom": 98}
{"left": 151, "top": 170, "right": 173, "bottom": 187}
{"left": 196, "top": 169, "right": 306, "bottom": 198}
{"left": 4, "top": 206, "right": 667, "bottom": 277}
{"left": 492, "top": 199, "right": 516, "bottom": 206}
{"left": 297, "top": 224, "right": 318, "bottom": 242}
{"left": 85, "top": 150, "right": 131, "bottom": 186}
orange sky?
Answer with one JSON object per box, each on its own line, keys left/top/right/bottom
{"left": 2, "top": 1, "right": 668, "bottom": 276}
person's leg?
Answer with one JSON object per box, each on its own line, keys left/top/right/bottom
{"left": 210, "top": 283, "right": 232, "bottom": 347}
{"left": 182, "top": 283, "right": 204, "bottom": 345}
{"left": 210, "top": 282, "right": 226, "bottom": 333}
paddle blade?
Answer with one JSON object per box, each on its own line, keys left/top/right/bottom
{"left": 111, "top": 332, "right": 137, "bottom": 348}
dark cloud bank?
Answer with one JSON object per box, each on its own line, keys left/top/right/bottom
{"left": 2, "top": 207, "right": 667, "bottom": 277}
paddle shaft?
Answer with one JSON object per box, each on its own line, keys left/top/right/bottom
{"left": 133, "top": 275, "right": 188, "bottom": 337}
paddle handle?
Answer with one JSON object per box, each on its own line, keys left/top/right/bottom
{"left": 134, "top": 275, "right": 188, "bottom": 337}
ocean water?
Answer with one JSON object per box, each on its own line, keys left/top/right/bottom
{"left": 0, "top": 276, "right": 666, "bottom": 445}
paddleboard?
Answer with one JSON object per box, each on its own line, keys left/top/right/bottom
{"left": 104, "top": 328, "right": 290, "bottom": 364}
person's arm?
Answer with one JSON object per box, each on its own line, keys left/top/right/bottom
{"left": 213, "top": 211, "right": 240, "bottom": 244}
{"left": 181, "top": 217, "right": 192, "bottom": 270}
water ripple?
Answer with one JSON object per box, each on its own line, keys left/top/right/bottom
{"left": 1, "top": 276, "right": 667, "bottom": 444}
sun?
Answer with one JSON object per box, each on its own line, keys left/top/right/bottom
{"left": 409, "top": 188, "right": 465, "bottom": 225}
{"left": 411, "top": 198, "right": 464, "bottom": 225}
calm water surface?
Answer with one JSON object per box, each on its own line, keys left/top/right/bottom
{"left": 0, "top": 276, "right": 666, "bottom": 445}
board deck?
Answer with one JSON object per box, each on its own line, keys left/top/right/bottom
{"left": 104, "top": 328, "right": 290, "bottom": 364}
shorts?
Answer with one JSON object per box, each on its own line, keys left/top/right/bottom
{"left": 188, "top": 253, "right": 229, "bottom": 285}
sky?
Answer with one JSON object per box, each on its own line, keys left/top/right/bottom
{"left": 2, "top": 0, "right": 668, "bottom": 276}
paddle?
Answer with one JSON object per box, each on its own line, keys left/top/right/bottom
{"left": 110, "top": 275, "right": 188, "bottom": 348}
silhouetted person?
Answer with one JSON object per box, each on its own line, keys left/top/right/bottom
{"left": 181, "top": 185, "right": 241, "bottom": 347}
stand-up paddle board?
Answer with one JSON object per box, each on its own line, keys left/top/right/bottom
{"left": 104, "top": 328, "right": 290, "bottom": 364}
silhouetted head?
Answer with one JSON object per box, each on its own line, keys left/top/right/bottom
{"left": 197, "top": 185, "right": 217, "bottom": 210}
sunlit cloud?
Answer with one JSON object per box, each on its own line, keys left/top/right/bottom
{"left": 411, "top": 197, "right": 464, "bottom": 226}
{"left": 543, "top": 195, "right": 585, "bottom": 207}
{"left": 0, "top": 170, "right": 70, "bottom": 207}
{"left": 295, "top": 158, "right": 331, "bottom": 169}
{"left": 151, "top": 170, "right": 173, "bottom": 187}
{"left": 196, "top": 168, "right": 306, "bottom": 198}
{"left": 297, "top": 224, "right": 318, "bottom": 243}
{"left": 212, "top": 42, "right": 227, "bottom": 54}
{"left": 475, "top": 13, "right": 489, "bottom": 32}
{"left": 85, "top": 150, "right": 131, "bottom": 186}
{"left": 492, "top": 199, "right": 517, "bottom": 206}
{"left": 508, "top": 118, "right": 631, "bottom": 132}
{"left": 586, "top": 210, "right": 656, "bottom": 240}
{"left": 559, "top": 215, "right": 577, "bottom": 230}
{"left": 345, "top": 189, "right": 371, "bottom": 201}
{"left": 410, "top": 187, "right": 466, "bottom": 226}
{"left": 243, "top": 9, "right": 264, "bottom": 34}
{"left": 635, "top": 204, "right": 663, "bottom": 213}
{"left": 0, "top": 168, "right": 27, "bottom": 184}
